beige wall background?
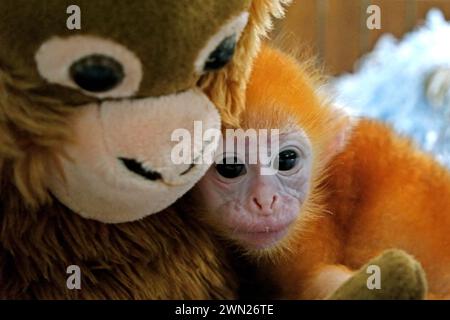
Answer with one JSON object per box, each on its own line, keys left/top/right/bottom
{"left": 271, "top": 0, "right": 450, "bottom": 75}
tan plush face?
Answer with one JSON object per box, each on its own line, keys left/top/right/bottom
{"left": 0, "top": 0, "right": 251, "bottom": 223}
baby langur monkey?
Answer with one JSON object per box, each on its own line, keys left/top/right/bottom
{"left": 190, "top": 45, "right": 450, "bottom": 300}
{"left": 191, "top": 44, "right": 358, "bottom": 298}
{"left": 192, "top": 45, "right": 342, "bottom": 254}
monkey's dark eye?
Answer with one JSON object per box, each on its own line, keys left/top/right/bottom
{"left": 215, "top": 157, "right": 247, "bottom": 179}
{"left": 204, "top": 35, "right": 237, "bottom": 72}
{"left": 277, "top": 149, "right": 300, "bottom": 172}
{"left": 70, "top": 54, "right": 124, "bottom": 93}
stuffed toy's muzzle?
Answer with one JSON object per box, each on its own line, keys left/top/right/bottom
{"left": 47, "top": 90, "right": 221, "bottom": 223}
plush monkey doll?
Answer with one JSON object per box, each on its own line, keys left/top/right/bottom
{"left": 0, "top": 0, "right": 291, "bottom": 299}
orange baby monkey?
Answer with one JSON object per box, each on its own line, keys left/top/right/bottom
{"left": 191, "top": 45, "right": 450, "bottom": 299}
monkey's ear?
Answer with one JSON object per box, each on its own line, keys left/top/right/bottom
{"left": 323, "top": 106, "right": 354, "bottom": 164}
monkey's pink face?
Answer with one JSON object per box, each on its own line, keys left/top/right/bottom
{"left": 193, "top": 130, "right": 312, "bottom": 251}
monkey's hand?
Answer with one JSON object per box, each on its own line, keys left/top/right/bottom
{"left": 327, "top": 249, "right": 427, "bottom": 300}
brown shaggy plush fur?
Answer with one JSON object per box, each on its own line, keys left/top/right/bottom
{"left": 0, "top": 80, "right": 237, "bottom": 298}
{"left": 0, "top": 1, "right": 290, "bottom": 299}
{"left": 0, "top": 175, "right": 236, "bottom": 299}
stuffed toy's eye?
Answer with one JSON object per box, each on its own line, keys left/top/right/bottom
{"left": 215, "top": 157, "right": 247, "bottom": 179}
{"left": 70, "top": 54, "right": 125, "bottom": 93}
{"left": 194, "top": 12, "right": 249, "bottom": 74}
{"left": 204, "top": 35, "right": 237, "bottom": 72}
{"left": 35, "top": 36, "right": 143, "bottom": 99}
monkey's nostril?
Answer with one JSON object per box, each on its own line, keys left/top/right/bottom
{"left": 270, "top": 195, "right": 278, "bottom": 209}
{"left": 253, "top": 197, "right": 263, "bottom": 210}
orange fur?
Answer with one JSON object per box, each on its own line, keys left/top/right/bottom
{"left": 243, "top": 45, "right": 450, "bottom": 299}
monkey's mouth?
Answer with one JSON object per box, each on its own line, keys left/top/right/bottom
{"left": 231, "top": 222, "right": 294, "bottom": 250}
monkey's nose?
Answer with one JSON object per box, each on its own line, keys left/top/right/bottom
{"left": 252, "top": 195, "right": 278, "bottom": 215}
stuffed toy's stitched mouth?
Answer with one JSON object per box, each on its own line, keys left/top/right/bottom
{"left": 180, "top": 163, "right": 196, "bottom": 176}
{"left": 119, "top": 158, "right": 197, "bottom": 181}
{"left": 119, "top": 158, "right": 163, "bottom": 181}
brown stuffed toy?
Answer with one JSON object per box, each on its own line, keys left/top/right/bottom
{"left": 0, "top": 0, "right": 290, "bottom": 299}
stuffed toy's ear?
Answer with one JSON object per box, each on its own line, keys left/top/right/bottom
{"left": 200, "top": 0, "right": 292, "bottom": 127}
{"left": 0, "top": 69, "right": 75, "bottom": 208}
